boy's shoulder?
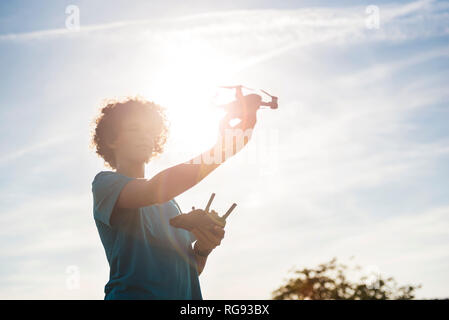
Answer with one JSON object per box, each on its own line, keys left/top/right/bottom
{"left": 92, "top": 170, "right": 135, "bottom": 187}
{"left": 93, "top": 170, "right": 114, "bottom": 179}
{"left": 92, "top": 170, "right": 117, "bottom": 185}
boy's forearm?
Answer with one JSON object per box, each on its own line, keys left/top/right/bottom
{"left": 194, "top": 252, "right": 208, "bottom": 275}
{"left": 151, "top": 144, "right": 228, "bottom": 204}
{"left": 193, "top": 241, "right": 214, "bottom": 276}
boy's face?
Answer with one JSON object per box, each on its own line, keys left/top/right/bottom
{"left": 108, "top": 113, "right": 157, "bottom": 166}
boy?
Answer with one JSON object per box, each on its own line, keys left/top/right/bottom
{"left": 90, "top": 96, "right": 258, "bottom": 299}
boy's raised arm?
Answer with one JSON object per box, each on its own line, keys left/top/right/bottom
{"left": 116, "top": 109, "right": 257, "bottom": 209}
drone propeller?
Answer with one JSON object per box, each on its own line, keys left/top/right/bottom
{"left": 216, "top": 85, "right": 278, "bottom": 110}
{"left": 219, "top": 85, "right": 254, "bottom": 91}
{"left": 220, "top": 85, "right": 240, "bottom": 89}
{"left": 260, "top": 89, "right": 277, "bottom": 99}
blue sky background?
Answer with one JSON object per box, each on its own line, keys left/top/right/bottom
{"left": 0, "top": 0, "right": 448, "bottom": 299}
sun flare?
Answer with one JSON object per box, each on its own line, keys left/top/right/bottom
{"left": 141, "top": 43, "right": 238, "bottom": 160}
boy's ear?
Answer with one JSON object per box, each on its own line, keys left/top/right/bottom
{"left": 106, "top": 138, "right": 117, "bottom": 150}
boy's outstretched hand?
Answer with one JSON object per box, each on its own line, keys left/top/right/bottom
{"left": 218, "top": 93, "right": 260, "bottom": 137}
{"left": 192, "top": 225, "right": 225, "bottom": 257}
{"left": 217, "top": 95, "right": 260, "bottom": 160}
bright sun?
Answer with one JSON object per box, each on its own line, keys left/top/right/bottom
{"left": 142, "top": 43, "right": 238, "bottom": 162}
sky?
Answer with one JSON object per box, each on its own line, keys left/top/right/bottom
{"left": 0, "top": 0, "right": 448, "bottom": 299}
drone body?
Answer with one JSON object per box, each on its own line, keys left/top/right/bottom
{"left": 218, "top": 85, "right": 278, "bottom": 118}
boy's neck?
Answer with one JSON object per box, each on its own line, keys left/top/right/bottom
{"left": 116, "top": 162, "right": 145, "bottom": 178}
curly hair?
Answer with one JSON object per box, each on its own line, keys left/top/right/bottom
{"left": 90, "top": 96, "right": 169, "bottom": 170}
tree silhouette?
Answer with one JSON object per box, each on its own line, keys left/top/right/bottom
{"left": 272, "top": 258, "right": 421, "bottom": 300}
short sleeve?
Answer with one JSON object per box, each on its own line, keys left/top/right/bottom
{"left": 92, "top": 171, "right": 135, "bottom": 227}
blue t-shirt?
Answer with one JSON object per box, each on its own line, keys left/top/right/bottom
{"left": 91, "top": 171, "right": 202, "bottom": 300}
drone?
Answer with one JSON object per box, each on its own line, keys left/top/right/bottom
{"left": 216, "top": 85, "right": 278, "bottom": 119}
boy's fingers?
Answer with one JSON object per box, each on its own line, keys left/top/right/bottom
{"left": 212, "top": 226, "right": 225, "bottom": 238}
{"left": 193, "top": 228, "right": 215, "bottom": 246}
{"left": 203, "top": 225, "right": 224, "bottom": 240}
{"left": 204, "top": 226, "right": 224, "bottom": 241}
{"left": 192, "top": 229, "right": 208, "bottom": 244}
{"left": 196, "top": 228, "right": 221, "bottom": 246}
{"left": 196, "top": 228, "right": 217, "bottom": 244}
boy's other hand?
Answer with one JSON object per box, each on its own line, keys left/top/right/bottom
{"left": 192, "top": 225, "right": 225, "bottom": 256}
